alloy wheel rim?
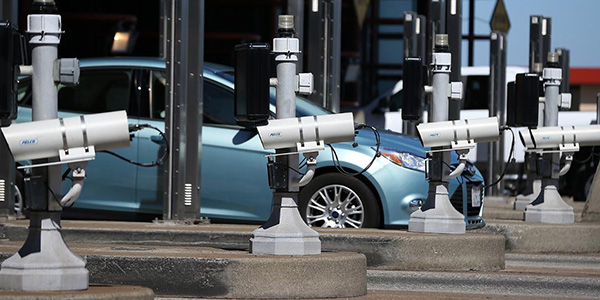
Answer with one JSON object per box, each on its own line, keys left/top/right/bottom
{"left": 305, "top": 184, "right": 364, "bottom": 228}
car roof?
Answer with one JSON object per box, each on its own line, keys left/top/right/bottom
{"left": 79, "top": 57, "right": 234, "bottom": 74}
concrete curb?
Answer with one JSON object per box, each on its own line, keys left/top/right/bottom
{"left": 0, "top": 221, "right": 506, "bottom": 271}
{"left": 0, "top": 243, "right": 366, "bottom": 299}
{"left": 476, "top": 220, "right": 600, "bottom": 253}
{"left": 0, "top": 285, "right": 154, "bottom": 300}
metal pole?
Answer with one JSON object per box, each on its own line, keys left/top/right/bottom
{"left": 159, "top": 0, "right": 168, "bottom": 59}
{"left": 306, "top": 0, "right": 341, "bottom": 112}
{"left": 287, "top": 0, "right": 304, "bottom": 72}
{"left": 0, "top": 19, "right": 17, "bottom": 219}
{"left": 597, "top": 93, "right": 600, "bottom": 124}
{"left": 427, "top": 0, "right": 444, "bottom": 66}
{"left": 487, "top": 31, "right": 506, "bottom": 196}
{"left": 163, "top": 0, "right": 204, "bottom": 221}
{"left": 404, "top": 12, "right": 418, "bottom": 58}
{"left": 403, "top": 12, "right": 418, "bottom": 136}
{"left": 1, "top": 0, "right": 18, "bottom": 25}
{"left": 447, "top": 0, "right": 462, "bottom": 121}
{"left": 417, "top": 15, "right": 427, "bottom": 61}
{"left": 468, "top": 0, "right": 474, "bottom": 66}
{"left": 541, "top": 17, "right": 551, "bottom": 67}
{"left": 529, "top": 15, "right": 543, "bottom": 73}
{"left": 556, "top": 48, "right": 570, "bottom": 94}
{"left": 250, "top": 15, "right": 320, "bottom": 255}
{"left": 409, "top": 34, "right": 466, "bottom": 234}
{"left": 330, "top": 0, "right": 341, "bottom": 112}
{"left": 0, "top": 1, "right": 88, "bottom": 291}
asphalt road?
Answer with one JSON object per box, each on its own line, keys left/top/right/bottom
{"left": 367, "top": 253, "right": 600, "bottom": 299}
{"left": 159, "top": 254, "right": 600, "bottom": 300}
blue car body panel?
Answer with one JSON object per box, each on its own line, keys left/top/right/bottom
{"left": 15, "top": 57, "right": 485, "bottom": 227}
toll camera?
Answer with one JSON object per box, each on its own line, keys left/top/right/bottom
{"left": 416, "top": 117, "right": 500, "bottom": 150}
{"left": 519, "top": 125, "right": 600, "bottom": 152}
{"left": 1, "top": 110, "right": 130, "bottom": 164}
{"left": 256, "top": 112, "right": 356, "bottom": 153}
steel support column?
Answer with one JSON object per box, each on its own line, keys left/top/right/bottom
{"left": 287, "top": 0, "right": 304, "bottom": 72}
{"left": 487, "top": 31, "right": 507, "bottom": 196}
{"left": 163, "top": 0, "right": 204, "bottom": 221}
{"left": 446, "top": 0, "right": 462, "bottom": 121}
{"left": 307, "top": 0, "right": 341, "bottom": 112}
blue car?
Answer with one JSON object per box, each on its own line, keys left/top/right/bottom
{"left": 15, "top": 57, "right": 486, "bottom": 228}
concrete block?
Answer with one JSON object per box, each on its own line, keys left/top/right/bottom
{"left": 250, "top": 197, "right": 321, "bottom": 255}
{"left": 524, "top": 186, "right": 575, "bottom": 224}
{"left": 0, "top": 285, "right": 154, "bottom": 300}
{"left": 0, "top": 212, "right": 88, "bottom": 291}
{"left": 0, "top": 243, "right": 367, "bottom": 299}
{"left": 477, "top": 220, "right": 600, "bottom": 253}
{"left": 409, "top": 185, "right": 466, "bottom": 234}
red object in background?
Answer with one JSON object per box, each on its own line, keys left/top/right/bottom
{"left": 571, "top": 68, "right": 600, "bottom": 85}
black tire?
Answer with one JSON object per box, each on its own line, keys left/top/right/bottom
{"left": 299, "top": 173, "right": 381, "bottom": 228}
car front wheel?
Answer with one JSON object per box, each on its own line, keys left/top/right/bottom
{"left": 299, "top": 173, "right": 381, "bottom": 228}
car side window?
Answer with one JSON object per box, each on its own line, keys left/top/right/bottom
{"left": 150, "top": 71, "right": 236, "bottom": 126}
{"left": 203, "top": 80, "right": 236, "bottom": 126}
{"left": 57, "top": 69, "right": 134, "bottom": 114}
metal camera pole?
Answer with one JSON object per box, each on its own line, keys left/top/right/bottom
{"left": 409, "top": 34, "right": 465, "bottom": 234}
{"left": 515, "top": 15, "right": 546, "bottom": 210}
{"left": 0, "top": 0, "right": 88, "bottom": 291}
{"left": 524, "top": 52, "right": 574, "bottom": 223}
{"left": 250, "top": 15, "right": 320, "bottom": 255}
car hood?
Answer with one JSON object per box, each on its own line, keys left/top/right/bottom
{"left": 355, "top": 128, "right": 427, "bottom": 158}
{"left": 356, "top": 127, "right": 469, "bottom": 166}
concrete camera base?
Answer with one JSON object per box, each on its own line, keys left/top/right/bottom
{"left": 0, "top": 212, "right": 88, "bottom": 292}
{"left": 0, "top": 285, "right": 154, "bottom": 300}
{"left": 524, "top": 185, "right": 575, "bottom": 224}
{"left": 514, "top": 179, "right": 542, "bottom": 211}
{"left": 0, "top": 243, "right": 367, "bottom": 299}
{"left": 409, "top": 185, "right": 466, "bottom": 234}
{"left": 514, "top": 194, "right": 535, "bottom": 211}
{"left": 250, "top": 196, "right": 321, "bottom": 255}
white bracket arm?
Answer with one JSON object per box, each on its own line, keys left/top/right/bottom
{"left": 298, "top": 152, "right": 319, "bottom": 187}
{"left": 60, "top": 161, "right": 88, "bottom": 206}
{"left": 448, "top": 151, "right": 469, "bottom": 179}
{"left": 559, "top": 152, "right": 574, "bottom": 176}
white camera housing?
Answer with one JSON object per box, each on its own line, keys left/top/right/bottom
{"left": 519, "top": 125, "right": 600, "bottom": 152}
{"left": 2, "top": 110, "right": 130, "bottom": 163}
{"left": 416, "top": 117, "right": 499, "bottom": 149}
{"left": 257, "top": 112, "right": 355, "bottom": 152}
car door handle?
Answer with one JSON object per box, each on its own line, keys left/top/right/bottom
{"left": 151, "top": 135, "right": 163, "bottom": 144}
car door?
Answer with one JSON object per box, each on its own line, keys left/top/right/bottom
{"left": 55, "top": 67, "right": 140, "bottom": 213}
{"left": 136, "top": 69, "right": 272, "bottom": 221}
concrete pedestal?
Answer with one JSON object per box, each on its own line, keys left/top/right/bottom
{"left": 250, "top": 196, "right": 321, "bottom": 255}
{"left": 0, "top": 212, "right": 88, "bottom": 291}
{"left": 514, "top": 179, "right": 542, "bottom": 211}
{"left": 525, "top": 185, "right": 575, "bottom": 224}
{"left": 409, "top": 185, "right": 466, "bottom": 234}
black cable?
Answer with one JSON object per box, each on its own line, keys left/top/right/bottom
{"left": 484, "top": 127, "right": 516, "bottom": 189}
{"left": 329, "top": 123, "right": 381, "bottom": 177}
{"left": 100, "top": 124, "right": 169, "bottom": 167}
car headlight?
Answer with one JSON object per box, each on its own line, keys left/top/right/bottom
{"left": 376, "top": 147, "right": 426, "bottom": 172}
